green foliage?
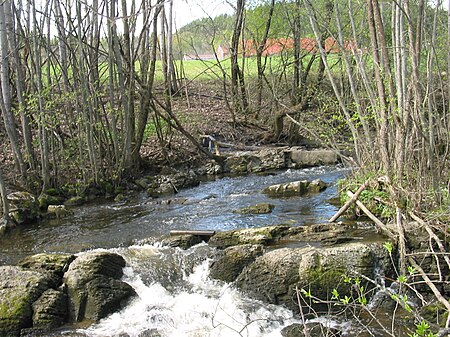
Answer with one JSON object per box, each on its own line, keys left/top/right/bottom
{"left": 338, "top": 172, "right": 395, "bottom": 220}
{"left": 408, "top": 320, "right": 438, "bottom": 337}
{"left": 383, "top": 241, "right": 393, "bottom": 254}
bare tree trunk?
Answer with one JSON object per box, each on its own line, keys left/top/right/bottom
{"left": 255, "top": 0, "right": 275, "bottom": 116}
{"left": 366, "top": 0, "right": 390, "bottom": 172}
{"left": 230, "top": 0, "right": 248, "bottom": 117}
{"left": 6, "top": 0, "right": 36, "bottom": 170}
{"left": 0, "top": 0, "right": 26, "bottom": 179}
{"left": 0, "top": 167, "right": 9, "bottom": 223}
{"left": 166, "top": 0, "right": 178, "bottom": 93}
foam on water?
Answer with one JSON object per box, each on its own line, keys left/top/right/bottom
{"left": 80, "top": 244, "right": 300, "bottom": 337}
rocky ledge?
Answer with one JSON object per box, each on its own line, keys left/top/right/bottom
{"left": 0, "top": 251, "right": 136, "bottom": 337}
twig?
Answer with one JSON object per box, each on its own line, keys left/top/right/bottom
{"left": 295, "top": 287, "right": 310, "bottom": 337}
{"left": 409, "top": 212, "right": 450, "bottom": 270}
{"left": 408, "top": 257, "right": 450, "bottom": 328}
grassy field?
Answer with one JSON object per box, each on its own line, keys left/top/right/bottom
{"left": 169, "top": 53, "right": 347, "bottom": 82}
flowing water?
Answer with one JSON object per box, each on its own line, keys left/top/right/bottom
{"left": 1, "top": 165, "right": 359, "bottom": 336}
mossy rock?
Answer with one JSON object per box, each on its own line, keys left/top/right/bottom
{"left": 209, "top": 244, "right": 264, "bottom": 282}
{"left": 7, "top": 192, "right": 40, "bottom": 224}
{"left": 31, "top": 289, "right": 68, "bottom": 330}
{"left": 99, "top": 181, "right": 114, "bottom": 194}
{"left": 64, "top": 196, "right": 85, "bottom": 206}
{"left": 420, "top": 302, "right": 449, "bottom": 328}
{"left": 208, "top": 225, "right": 291, "bottom": 249}
{"left": 0, "top": 266, "right": 54, "bottom": 337}
{"left": 233, "top": 203, "right": 275, "bottom": 215}
{"left": 44, "top": 188, "right": 59, "bottom": 196}
{"left": 235, "top": 242, "right": 391, "bottom": 312}
{"left": 19, "top": 253, "right": 75, "bottom": 278}
{"left": 37, "top": 194, "right": 64, "bottom": 210}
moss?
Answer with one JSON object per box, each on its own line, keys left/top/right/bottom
{"left": 45, "top": 188, "right": 59, "bottom": 196}
{"left": 0, "top": 292, "right": 32, "bottom": 336}
{"left": 64, "top": 196, "right": 85, "bottom": 206}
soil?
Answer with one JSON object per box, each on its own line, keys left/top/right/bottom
{"left": 0, "top": 80, "right": 273, "bottom": 189}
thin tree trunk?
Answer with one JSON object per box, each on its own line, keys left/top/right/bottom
{"left": 0, "top": 167, "right": 9, "bottom": 222}
{"left": 0, "top": 1, "right": 26, "bottom": 179}
{"left": 255, "top": 0, "right": 275, "bottom": 116}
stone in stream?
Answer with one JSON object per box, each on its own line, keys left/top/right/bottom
{"left": 262, "top": 179, "right": 327, "bottom": 198}
{"left": 233, "top": 203, "right": 275, "bottom": 214}
{"left": 19, "top": 253, "right": 76, "bottom": 288}
{"left": 208, "top": 225, "right": 291, "bottom": 249}
{"left": 234, "top": 242, "right": 391, "bottom": 312}
{"left": 63, "top": 251, "right": 136, "bottom": 323}
{"left": 288, "top": 148, "right": 339, "bottom": 168}
{"left": 0, "top": 266, "right": 55, "bottom": 337}
{"left": 209, "top": 244, "right": 265, "bottom": 282}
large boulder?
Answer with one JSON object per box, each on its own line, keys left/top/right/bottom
{"left": 7, "top": 191, "right": 40, "bottom": 224}
{"left": 63, "top": 251, "right": 136, "bottom": 323}
{"left": 224, "top": 148, "right": 287, "bottom": 174}
{"left": 18, "top": 253, "right": 75, "bottom": 291}
{"left": 208, "top": 225, "right": 290, "bottom": 249}
{"left": 19, "top": 253, "right": 75, "bottom": 278}
{"left": 146, "top": 170, "right": 200, "bottom": 198}
{"left": 235, "top": 242, "right": 390, "bottom": 312}
{"left": 263, "top": 179, "right": 327, "bottom": 198}
{"left": 288, "top": 148, "right": 338, "bottom": 168}
{"left": 0, "top": 266, "right": 54, "bottom": 337}
{"left": 209, "top": 244, "right": 264, "bottom": 282}
{"left": 31, "top": 288, "right": 67, "bottom": 330}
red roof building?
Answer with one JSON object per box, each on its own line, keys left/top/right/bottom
{"left": 217, "top": 37, "right": 356, "bottom": 60}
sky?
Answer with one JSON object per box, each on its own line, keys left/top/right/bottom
{"left": 172, "top": 0, "right": 234, "bottom": 29}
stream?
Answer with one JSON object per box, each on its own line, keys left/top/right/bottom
{"left": 0, "top": 165, "right": 354, "bottom": 336}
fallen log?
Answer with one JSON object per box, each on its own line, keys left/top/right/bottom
{"left": 329, "top": 179, "right": 370, "bottom": 222}
{"left": 170, "top": 230, "right": 216, "bottom": 237}
{"left": 347, "top": 190, "right": 396, "bottom": 240}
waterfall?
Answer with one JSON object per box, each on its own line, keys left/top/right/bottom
{"left": 79, "top": 244, "right": 301, "bottom": 337}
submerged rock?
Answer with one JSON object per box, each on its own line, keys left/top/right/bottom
{"left": 281, "top": 322, "right": 341, "bottom": 337}
{"left": 63, "top": 251, "right": 136, "bottom": 323}
{"left": 263, "top": 179, "right": 327, "bottom": 197}
{"left": 233, "top": 203, "right": 275, "bottom": 214}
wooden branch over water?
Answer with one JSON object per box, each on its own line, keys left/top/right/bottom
{"left": 346, "top": 190, "right": 396, "bottom": 240}
{"left": 170, "top": 230, "right": 216, "bottom": 237}
{"left": 328, "top": 179, "right": 370, "bottom": 222}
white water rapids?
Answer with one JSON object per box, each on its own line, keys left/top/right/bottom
{"left": 77, "top": 244, "right": 301, "bottom": 337}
